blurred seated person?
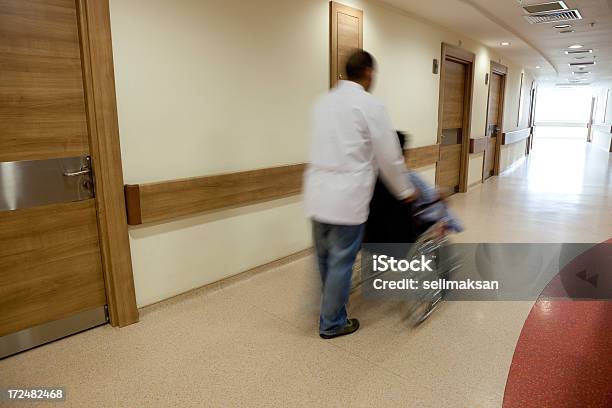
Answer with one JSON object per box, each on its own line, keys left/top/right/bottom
{"left": 364, "top": 131, "right": 463, "bottom": 244}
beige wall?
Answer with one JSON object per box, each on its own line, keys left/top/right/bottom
{"left": 110, "top": 0, "right": 327, "bottom": 183}
{"left": 467, "top": 152, "right": 484, "bottom": 187}
{"left": 594, "top": 82, "right": 612, "bottom": 124}
{"left": 591, "top": 82, "right": 612, "bottom": 151}
{"left": 109, "top": 0, "right": 533, "bottom": 306}
{"left": 500, "top": 140, "right": 528, "bottom": 173}
{"left": 498, "top": 69, "right": 534, "bottom": 173}
{"left": 592, "top": 83, "right": 611, "bottom": 151}
{"left": 342, "top": 0, "right": 526, "bottom": 145}
{"left": 592, "top": 129, "right": 612, "bottom": 151}
{"left": 591, "top": 83, "right": 612, "bottom": 151}
{"left": 110, "top": 0, "right": 325, "bottom": 306}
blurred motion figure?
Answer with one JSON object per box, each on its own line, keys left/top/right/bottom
{"left": 303, "top": 50, "right": 416, "bottom": 339}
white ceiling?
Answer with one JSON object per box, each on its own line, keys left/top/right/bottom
{"left": 381, "top": 0, "right": 612, "bottom": 86}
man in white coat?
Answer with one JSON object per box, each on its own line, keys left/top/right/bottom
{"left": 303, "top": 51, "right": 417, "bottom": 339}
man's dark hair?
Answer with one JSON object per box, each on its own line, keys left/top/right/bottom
{"left": 345, "top": 50, "right": 376, "bottom": 81}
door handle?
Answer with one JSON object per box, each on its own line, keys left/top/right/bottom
{"left": 63, "top": 163, "right": 95, "bottom": 196}
{"left": 63, "top": 169, "right": 91, "bottom": 177}
{"left": 63, "top": 157, "right": 92, "bottom": 177}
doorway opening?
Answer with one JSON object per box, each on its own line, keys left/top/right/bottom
{"left": 534, "top": 85, "right": 593, "bottom": 140}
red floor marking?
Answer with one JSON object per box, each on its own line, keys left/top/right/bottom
{"left": 503, "top": 242, "right": 612, "bottom": 408}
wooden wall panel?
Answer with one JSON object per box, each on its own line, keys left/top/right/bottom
{"left": 484, "top": 136, "right": 496, "bottom": 178}
{"left": 487, "top": 73, "right": 503, "bottom": 133}
{"left": 491, "top": 61, "right": 508, "bottom": 75}
{"left": 437, "top": 145, "right": 462, "bottom": 190}
{"left": 330, "top": 2, "right": 363, "bottom": 87}
{"left": 0, "top": 200, "right": 106, "bottom": 336}
{"left": 436, "top": 44, "right": 475, "bottom": 193}
{"left": 0, "top": 0, "right": 90, "bottom": 162}
{"left": 126, "top": 164, "right": 306, "bottom": 225}
{"left": 337, "top": 13, "right": 360, "bottom": 79}
{"left": 405, "top": 144, "right": 440, "bottom": 169}
{"left": 485, "top": 63, "right": 507, "bottom": 178}
{"left": 441, "top": 60, "right": 467, "bottom": 129}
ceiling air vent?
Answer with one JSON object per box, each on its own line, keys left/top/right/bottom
{"left": 524, "top": 9, "right": 583, "bottom": 24}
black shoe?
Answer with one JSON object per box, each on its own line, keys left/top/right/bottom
{"left": 319, "top": 318, "right": 360, "bottom": 339}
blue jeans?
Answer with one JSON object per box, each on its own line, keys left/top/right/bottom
{"left": 312, "top": 221, "right": 365, "bottom": 335}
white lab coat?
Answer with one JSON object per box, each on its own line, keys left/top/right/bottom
{"left": 303, "top": 81, "right": 414, "bottom": 225}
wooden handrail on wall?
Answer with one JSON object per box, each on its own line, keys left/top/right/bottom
{"left": 502, "top": 127, "right": 532, "bottom": 145}
{"left": 125, "top": 164, "right": 306, "bottom": 225}
{"left": 405, "top": 144, "right": 440, "bottom": 169}
{"left": 124, "top": 144, "right": 441, "bottom": 226}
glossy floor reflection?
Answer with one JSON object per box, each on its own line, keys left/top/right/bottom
{"left": 450, "top": 138, "right": 611, "bottom": 243}
{"left": 0, "top": 138, "right": 610, "bottom": 407}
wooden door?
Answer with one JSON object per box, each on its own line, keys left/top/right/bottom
{"left": 484, "top": 71, "right": 505, "bottom": 179}
{"left": 0, "top": 0, "right": 108, "bottom": 356}
{"left": 437, "top": 53, "right": 472, "bottom": 193}
{"left": 330, "top": 2, "right": 363, "bottom": 88}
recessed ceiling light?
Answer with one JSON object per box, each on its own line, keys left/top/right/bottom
{"left": 500, "top": 42, "right": 511, "bottom": 46}
{"left": 554, "top": 24, "right": 572, "bottom": 29}
{"left": 536, "top": 66, "right": 541, "bottom": 69}
{"left": 568, "top": 44, "right": 584, "bottom": 49}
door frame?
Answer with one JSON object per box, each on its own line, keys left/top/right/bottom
{"left": 587, "top": 96, "right": 596, "bottom": 143}
{"left": 436, "top": 43, "right": 475, "bottom": 193}
{"left": 76, "top": 0, "right": 138, "bottom": 327}
{"left": 526, "top": 81, "right": 537, "bottom": 154}
{"left": 485, "top": 61, "right": 507, "bottom": 178}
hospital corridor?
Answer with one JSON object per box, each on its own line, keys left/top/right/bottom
{"left": 1, "top": 0, "right": 611, "bottom": 407}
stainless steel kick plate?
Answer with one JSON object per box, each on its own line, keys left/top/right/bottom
{"left": 0, "top": 306, "right": 108, "bottom": 359}
{"left": 0, "top": 156, "right": 94, "bottom": 212}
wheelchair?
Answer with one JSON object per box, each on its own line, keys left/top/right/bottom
{"left": 351, "top": 199, "right": 462, "bottom": 326}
